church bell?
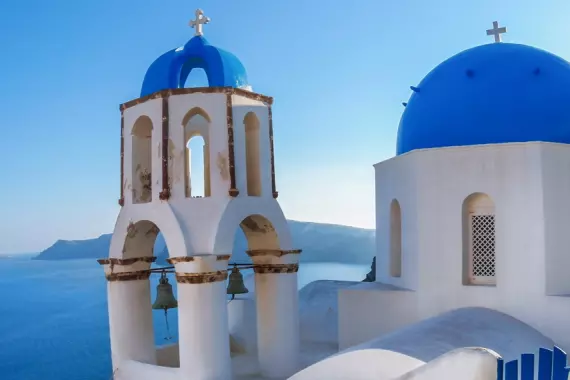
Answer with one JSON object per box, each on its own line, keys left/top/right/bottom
{"left": 227, "top": 265, "right": 249, "bottom": 300}
{"left": 152, "top": 271, "right": 178, "bottom": 311}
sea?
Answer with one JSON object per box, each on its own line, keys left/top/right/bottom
{"left": 0, "top": 256, "right": 368, "bottom": 380}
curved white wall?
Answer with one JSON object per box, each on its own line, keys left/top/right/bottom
{"left": 288, "top": 349, "right": 424, "bottom": 380}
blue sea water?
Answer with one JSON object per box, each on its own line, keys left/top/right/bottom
{"left": 0, "top": 257, "right": 368, "bottom": 380}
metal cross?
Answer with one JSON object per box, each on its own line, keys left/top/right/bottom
{"left": 189, "top": 9, "right": 210, "bottom": 36}
{"left": 486, "top": 21, "right": 507, "bottom": 43}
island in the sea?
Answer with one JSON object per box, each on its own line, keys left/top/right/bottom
{"left": 34, "top": 220, "right": 375, "bottom": 265}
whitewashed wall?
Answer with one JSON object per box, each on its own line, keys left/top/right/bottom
{"left": 341, "top": 142, "right": 570, "bottom": 353}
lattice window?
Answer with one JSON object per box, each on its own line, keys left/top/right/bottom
{"left": 469, "top": 213, "right": 496, "bottom": 285}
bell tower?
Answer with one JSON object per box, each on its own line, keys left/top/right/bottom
{"left": 100, "top": 9, "right": 301, "bottom": 380}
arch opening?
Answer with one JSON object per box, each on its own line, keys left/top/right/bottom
{"left": 462, "top": 192, "right": 496, "bottom": 286}
{"left": 244, "top": 112, "right": 262, "bottom": 196}
{"left": 232, "top": 214, "right": 281, "bottom": 263}
{"left": 121, "top": 220, "right": 181, "bottom": 368}
{"left": 183, "top": 108, "right": 211, "bottom": 198}
{"left": 131, "top": 116, "right": 153, "bottom": 204}
{"left": 182, "top": 67, "right": 210, "bottom": 89}
{"left": 390, "top": 199, "right": 402, "bottom": 278}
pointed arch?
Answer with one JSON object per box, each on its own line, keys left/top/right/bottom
{"left": 462, "top": 192, "right": 496, "bottom": 286}
{"left": 390, "top": 199, "right": 402, "bottom": 277}
{"left": 182, "top": 107, "right": 211, "bottom": 198}
{"left": 131, "top": 115, "right": 153, "bottom": 204}
{"left": 244, "top": 112, "right": 261, "bottom": 196}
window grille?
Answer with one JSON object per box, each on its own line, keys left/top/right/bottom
{"left": 469, "top": 213, "right": 496, "bottom": 284}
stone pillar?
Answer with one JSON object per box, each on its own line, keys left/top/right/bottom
{"left": 248, "top": 249, "right": 302, "bottom": 379}
{"left": 97, "top": 257, "right": 157, "bottom": 370}
{"left": 168, "top": 254, "right": 232, "bottom": 380}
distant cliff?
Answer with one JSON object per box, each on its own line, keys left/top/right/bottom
{"left": 34, "top": 220, "right": 375, "bottom": 265}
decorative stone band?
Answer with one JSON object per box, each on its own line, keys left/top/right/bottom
{"left": 246, "top": 249, "right": 302, "bottom": 258}
{"left": 97, "top": 257, "right": 157, "bottom": 266}
{"left": 120, "top": 87, "right": 273, "bottom": 112}
{"left": 176, "top": 270, "right": 228, "bottom": 284}
{"left": 166, "top": 254, "right": 231, "bottom": 265}
{"left": 106, "top": 270, "right": 151, "bottom": 282}
{"left": 254, "top": 263, "right": 299, "bottom": 274}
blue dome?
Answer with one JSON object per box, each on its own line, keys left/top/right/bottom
{"left": 397, "top": 43, "right": 570, "bottom": 155}
{"left": 140, "top": 35, "right": 249, "bottom": 97}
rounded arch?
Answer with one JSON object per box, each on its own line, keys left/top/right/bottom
{"left": 212, "top": 200, "right": 293, "bottom": 255}
{"left": 244, "top": 111, "right": 261, "bottom": 196}
{"left": 462, "top": 192, "right": 496, "bottom": 286}
{"left": 389, "top": 198, "right": 402, "bottom": 278}
{"left": 463, "top": 192, "right": 495, "bottom": 212}
{"left": 183, "top": 107, "right": 211, "bottom": 198}
{"left": 131, "top": 115, "right": 153, "bottom": 136}
{"left": 243, "top": 111, "right": 260, "bottom": 131}
{"left": 109, "top": 203, "right": 190, "bottom": 260}
{"left": 131, "top": 115, "right": 154, "bottom": 204}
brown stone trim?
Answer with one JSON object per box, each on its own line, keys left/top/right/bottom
{"left": 176, "top": 270, "right": 228, "bottom": 284}
{"left": 246, "top": 249, "right": 302, "bottom": 258}
{"left": 106, "top": 270, "right": 151, "bottom": 282}
{"left": 167, "top": 254, "right": 230, "bottom": 264}
{"left": 119, "top": 87, "right": 273, "bottom": 112}
{"left": 254, "top": 263, "right": 299, "bottom": 274}
{"left": 159, "top": 97, "right": 171, "bottom": 200}
{"left": 281, "top": 249, "right": 302, "bottom": 255}
{"left": 119, "top": 113, "right": 125, "bottom": 206}
{"left": 97, "top": 257, "right": 157, "bottom": 266}
{"left": 166, "top": 256, "right": 195, "bottom": 265}
{"left": 226, "top": 93, "right": 239, "bottom": 197}
{"left": 268, "top": 105, "right": 278, "bottom": 199}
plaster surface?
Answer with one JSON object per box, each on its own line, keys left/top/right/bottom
{"left": 339, "top": 142, "right": 570, "bottom": 353}
{"left": 344, "top": 307, "right": 553, "bottom": 363}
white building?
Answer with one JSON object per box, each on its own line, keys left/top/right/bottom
{"left": 339, "top": 22, "right": 570, "bottom": 355}
{"left": 98, "top": 9, "right": 301, "bottom": 380}
{"left": 98, "top": 12, "right": 570, "bottom": 380}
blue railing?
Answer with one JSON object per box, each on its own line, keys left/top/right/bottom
{"left": 497, "top": 347, "right": 570, "bottom": 380}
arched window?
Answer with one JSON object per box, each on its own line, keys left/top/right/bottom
{"left": 131, "top": 116, "right": 153, "bottom": 204}
{"left": 183, "top": 108, "right": 211, "bottom": 198}
{"left": 462, "top": 193, "right": 496, "bottom": 286}
{"left": 390, "top": 199, "right": 402, "bottom": 277}
{"left": 244, "top": 112, "right": 261, "bottom": 196}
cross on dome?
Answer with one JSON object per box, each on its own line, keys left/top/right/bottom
{"left": 486, "top": 21, "right": 507, "bottom": 43}
{"left": 189, "top": 9, "right": 210, "bottom": 36}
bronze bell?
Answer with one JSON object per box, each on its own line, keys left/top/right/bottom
{"left": 152, "top": 271, "right": 178, "bottom": 310}
{"left": 227, "top": 265, "right": 249, "bottom": 300}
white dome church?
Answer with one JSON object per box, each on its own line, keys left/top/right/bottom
{"left": 98, "top": 13, "right": 570, "bottom": 380}
{"left": 338, "top": 18, "right": 570, "bottom": 370}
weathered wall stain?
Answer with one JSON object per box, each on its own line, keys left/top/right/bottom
{"left": 169, "top": 138, "right": 184, "bottom": 185}
{"left": 217, "top": 151, "right": 230, "bottom": 181}
{"left": 139, "top": 170, "right": 152, "bottom": 202}
{"left": 240, "top": 215, "right": 276, "bottom": 234}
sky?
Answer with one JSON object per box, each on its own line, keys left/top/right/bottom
{"left": 1, "top": 0, "right": 570, "bottom": 253}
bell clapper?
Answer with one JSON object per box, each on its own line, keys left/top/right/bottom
{"left": 163, "top": 308, "right": 172, "bottom": 341}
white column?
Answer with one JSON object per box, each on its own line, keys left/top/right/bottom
{"left": 107, "top": 275, "right": 156, "bottom": 368}
{"left": 174, "top": 257, "right": 232, "bottom": 380}
{"left": 255, "top": 266, "right": 300, "bottom": 378}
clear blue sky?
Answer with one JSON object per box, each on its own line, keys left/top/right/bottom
{"left": 1, "top": 0, "right": 569, "bottom": 253}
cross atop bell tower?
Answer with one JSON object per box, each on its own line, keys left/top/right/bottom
{"left": 189, "top": 9, "right": 210, "bottom": 36}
